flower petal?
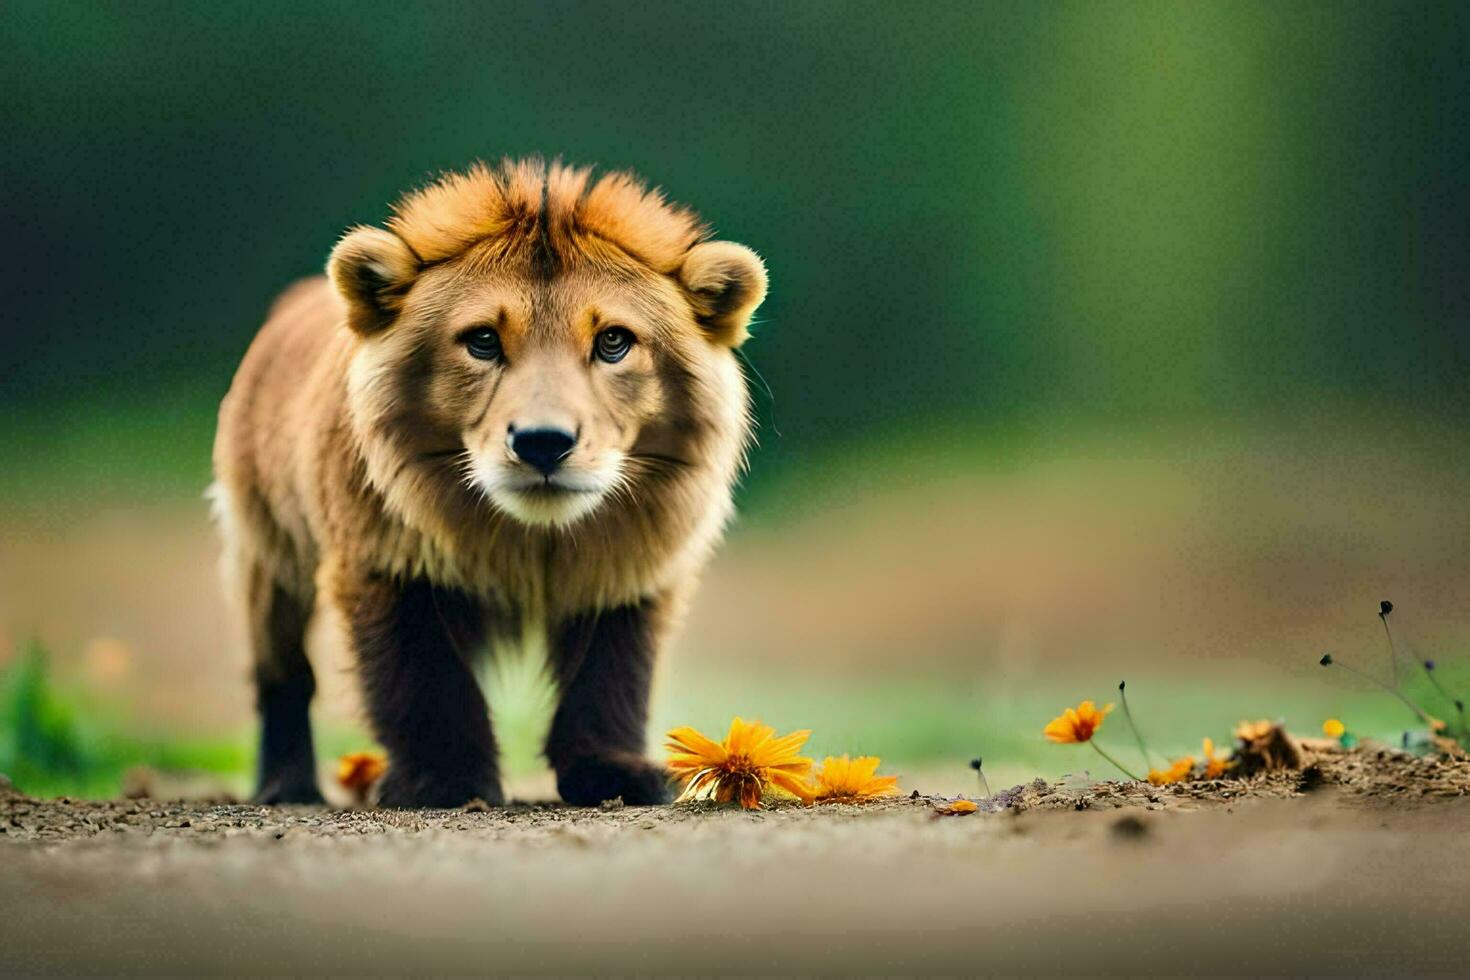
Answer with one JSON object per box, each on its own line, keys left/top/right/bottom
{"left": 864, "top": 775, "right": 901, "bottom": 797}
{"left": 761, "top": 729, "right": 812, "bottom": 762}
{"left": 665, "top": 726, "right": 726, "bottom": 762}
{"left": 938, "top": 799, "right": 979, "bottom": 815}
{"left": 767, "top": 769, "right": 816, "bottom": 803}
{"left": 738, "top": 776, "right": 762, "bottom": 809}
{"left": 1044, "top": 716, "right": 1078, "bottom": 743}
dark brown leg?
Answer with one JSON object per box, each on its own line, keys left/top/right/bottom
{"left": 547, "top": 599, "right": 670, "bottom": 806}
{"left": 249, "top": 569, "right": 322, "bottom": 805}
{"left": 341, "top": 574, "right": 500, "bottom": 808}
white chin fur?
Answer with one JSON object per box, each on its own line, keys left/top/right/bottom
{"left": 489, "top": 486, "right": 607, "bottom": 527}
{"left": 470, "top": 454, "right": 622, "bottom": 528}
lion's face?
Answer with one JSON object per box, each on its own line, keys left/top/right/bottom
{"left": 390, "top": 255, "right": 721, "bottom": 527}
{"left": 449, "top": 263, "right": 669, "bottom": 526}
{"left": 331, "top": 195, "right": 765, "bottom": 531}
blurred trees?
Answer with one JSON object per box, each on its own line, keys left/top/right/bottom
{"left": 2, "top": 1, "right": 1466, "bottom": 492}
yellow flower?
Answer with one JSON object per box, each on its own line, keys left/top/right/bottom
{"left": 665, "top": 718, "right": 814, "bottom": 809}
{"left": 1044, "top": 700, "right": 1114, "bottom": 744}
{"left": 1322, "top": 718, "right": 1346, "bottom": 739}
{"left": 809, "top": 755, "right": 901, "bottom": 803}
{"left": 1201, "top": 738, "right": 1233, "bottom": 778}
{"left": 336, "top": 750, "right": 387, "bottom": 799}
{"left": 1147, "top": 755, "right": 1195, "bottom": 786}
{"left": 937, "top": 799, "right": 979, "bottom": 815}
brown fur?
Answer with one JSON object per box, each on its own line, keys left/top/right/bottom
{"left": 213, "top": 159, "right": 767, "bottom": 806}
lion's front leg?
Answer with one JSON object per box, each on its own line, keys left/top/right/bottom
{"left": 547, "top": 599, "right": 671, "bottom": 806}
{"left": 339, "top": 572, "right": 502, "bottom": 808}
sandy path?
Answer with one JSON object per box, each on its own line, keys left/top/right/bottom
{"left": 5, "top": 763, "right": 1469, "bottom": 975}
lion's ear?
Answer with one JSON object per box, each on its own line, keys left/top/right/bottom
{"left": 326, "top": 227, "right": 420, "bottom": 335}
{"left": 679, "top": 241, "right": 768, "bottom": 348}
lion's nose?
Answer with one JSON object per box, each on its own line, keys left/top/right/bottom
{"left": 509, "top": 427, "right": 577, "bottom": 476}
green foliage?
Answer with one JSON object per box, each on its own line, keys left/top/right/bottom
{"left": 0, "top": 640, "right": 89, "bottom": 786}
{"left": 2, "top": 2, "right": 1468, "bottom": 510}
{"left": 0, "top": 639, "right": 249, "bottom": 798}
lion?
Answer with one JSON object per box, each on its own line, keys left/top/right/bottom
{"left": 212, "top": 159, "right": 766, "bottom": 807}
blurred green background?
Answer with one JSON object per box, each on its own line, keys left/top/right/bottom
{"left": 2, "top": 1, "right": 1468, "bottom": 799}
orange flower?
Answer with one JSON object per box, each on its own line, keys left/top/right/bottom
{"left": 1201, "top": 738, "right": 1233, "bottom": 778}
{"left": 1147, "top": 755, "right": 1194, "bottom": 786}
{"left": 1044, "top": 700, "right": 1114, "bottom": 744}
{"left": 336, "top": 750, "right": 387, "bottom": 800}
{"left": 665, "top": 718, "right": 814, "bottom": 809}
{"left": 937, "top": 798, "right": 979, "bottom": 815}
{"left": 810, "top": 755, "right": 901, "bottom": 803}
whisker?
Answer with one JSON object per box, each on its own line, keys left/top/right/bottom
{"left": 735, "top": 346, "right": 782, "bottom": 439}
{"left": 626, "top": 452, "right": 693, "bottom": 469}
{"left": 606, "top": 464, "right": 646, "bottom": 512}
{"left": 605, "top": 470, "right": 637, "bottom": 509}
{"left": 454, "top": 449, "right": 495, "bottom": 508}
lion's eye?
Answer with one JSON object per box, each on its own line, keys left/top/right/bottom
{"left": 463, "top": 327, "right": 502, "bottom": 362}
{"left": 594, "top": 327, "right": 635, "bottom": 364}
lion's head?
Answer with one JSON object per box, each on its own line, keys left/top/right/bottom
{"left": 327, "top": 159, "right": 766, "bottom": 531}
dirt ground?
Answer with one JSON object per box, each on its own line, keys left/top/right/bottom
{"left": 4, "top": 744, "right": 1469, "bottom": 975}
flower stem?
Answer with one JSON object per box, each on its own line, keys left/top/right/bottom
{"left": 1089, "top": 740, "right": 1141, "bottom": 781}
{"left": 1331, "top": 657, "right": 1439, "bottom": 730}
{"left": 1119, "top": 682, "right": 1158, "bottom": 769}
{"left": 1421, "top": 667, "right": 1465, "bottom": 735}
{"left": 1380, "top": 616, "right": 1399, "bottom": 687}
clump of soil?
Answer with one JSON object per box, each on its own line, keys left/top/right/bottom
{"left": 1233, "top": 719, "right": 1305, "bottom": 774}
{"left": 1002, "top": 740, "right": 1470, "bottom": 813}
